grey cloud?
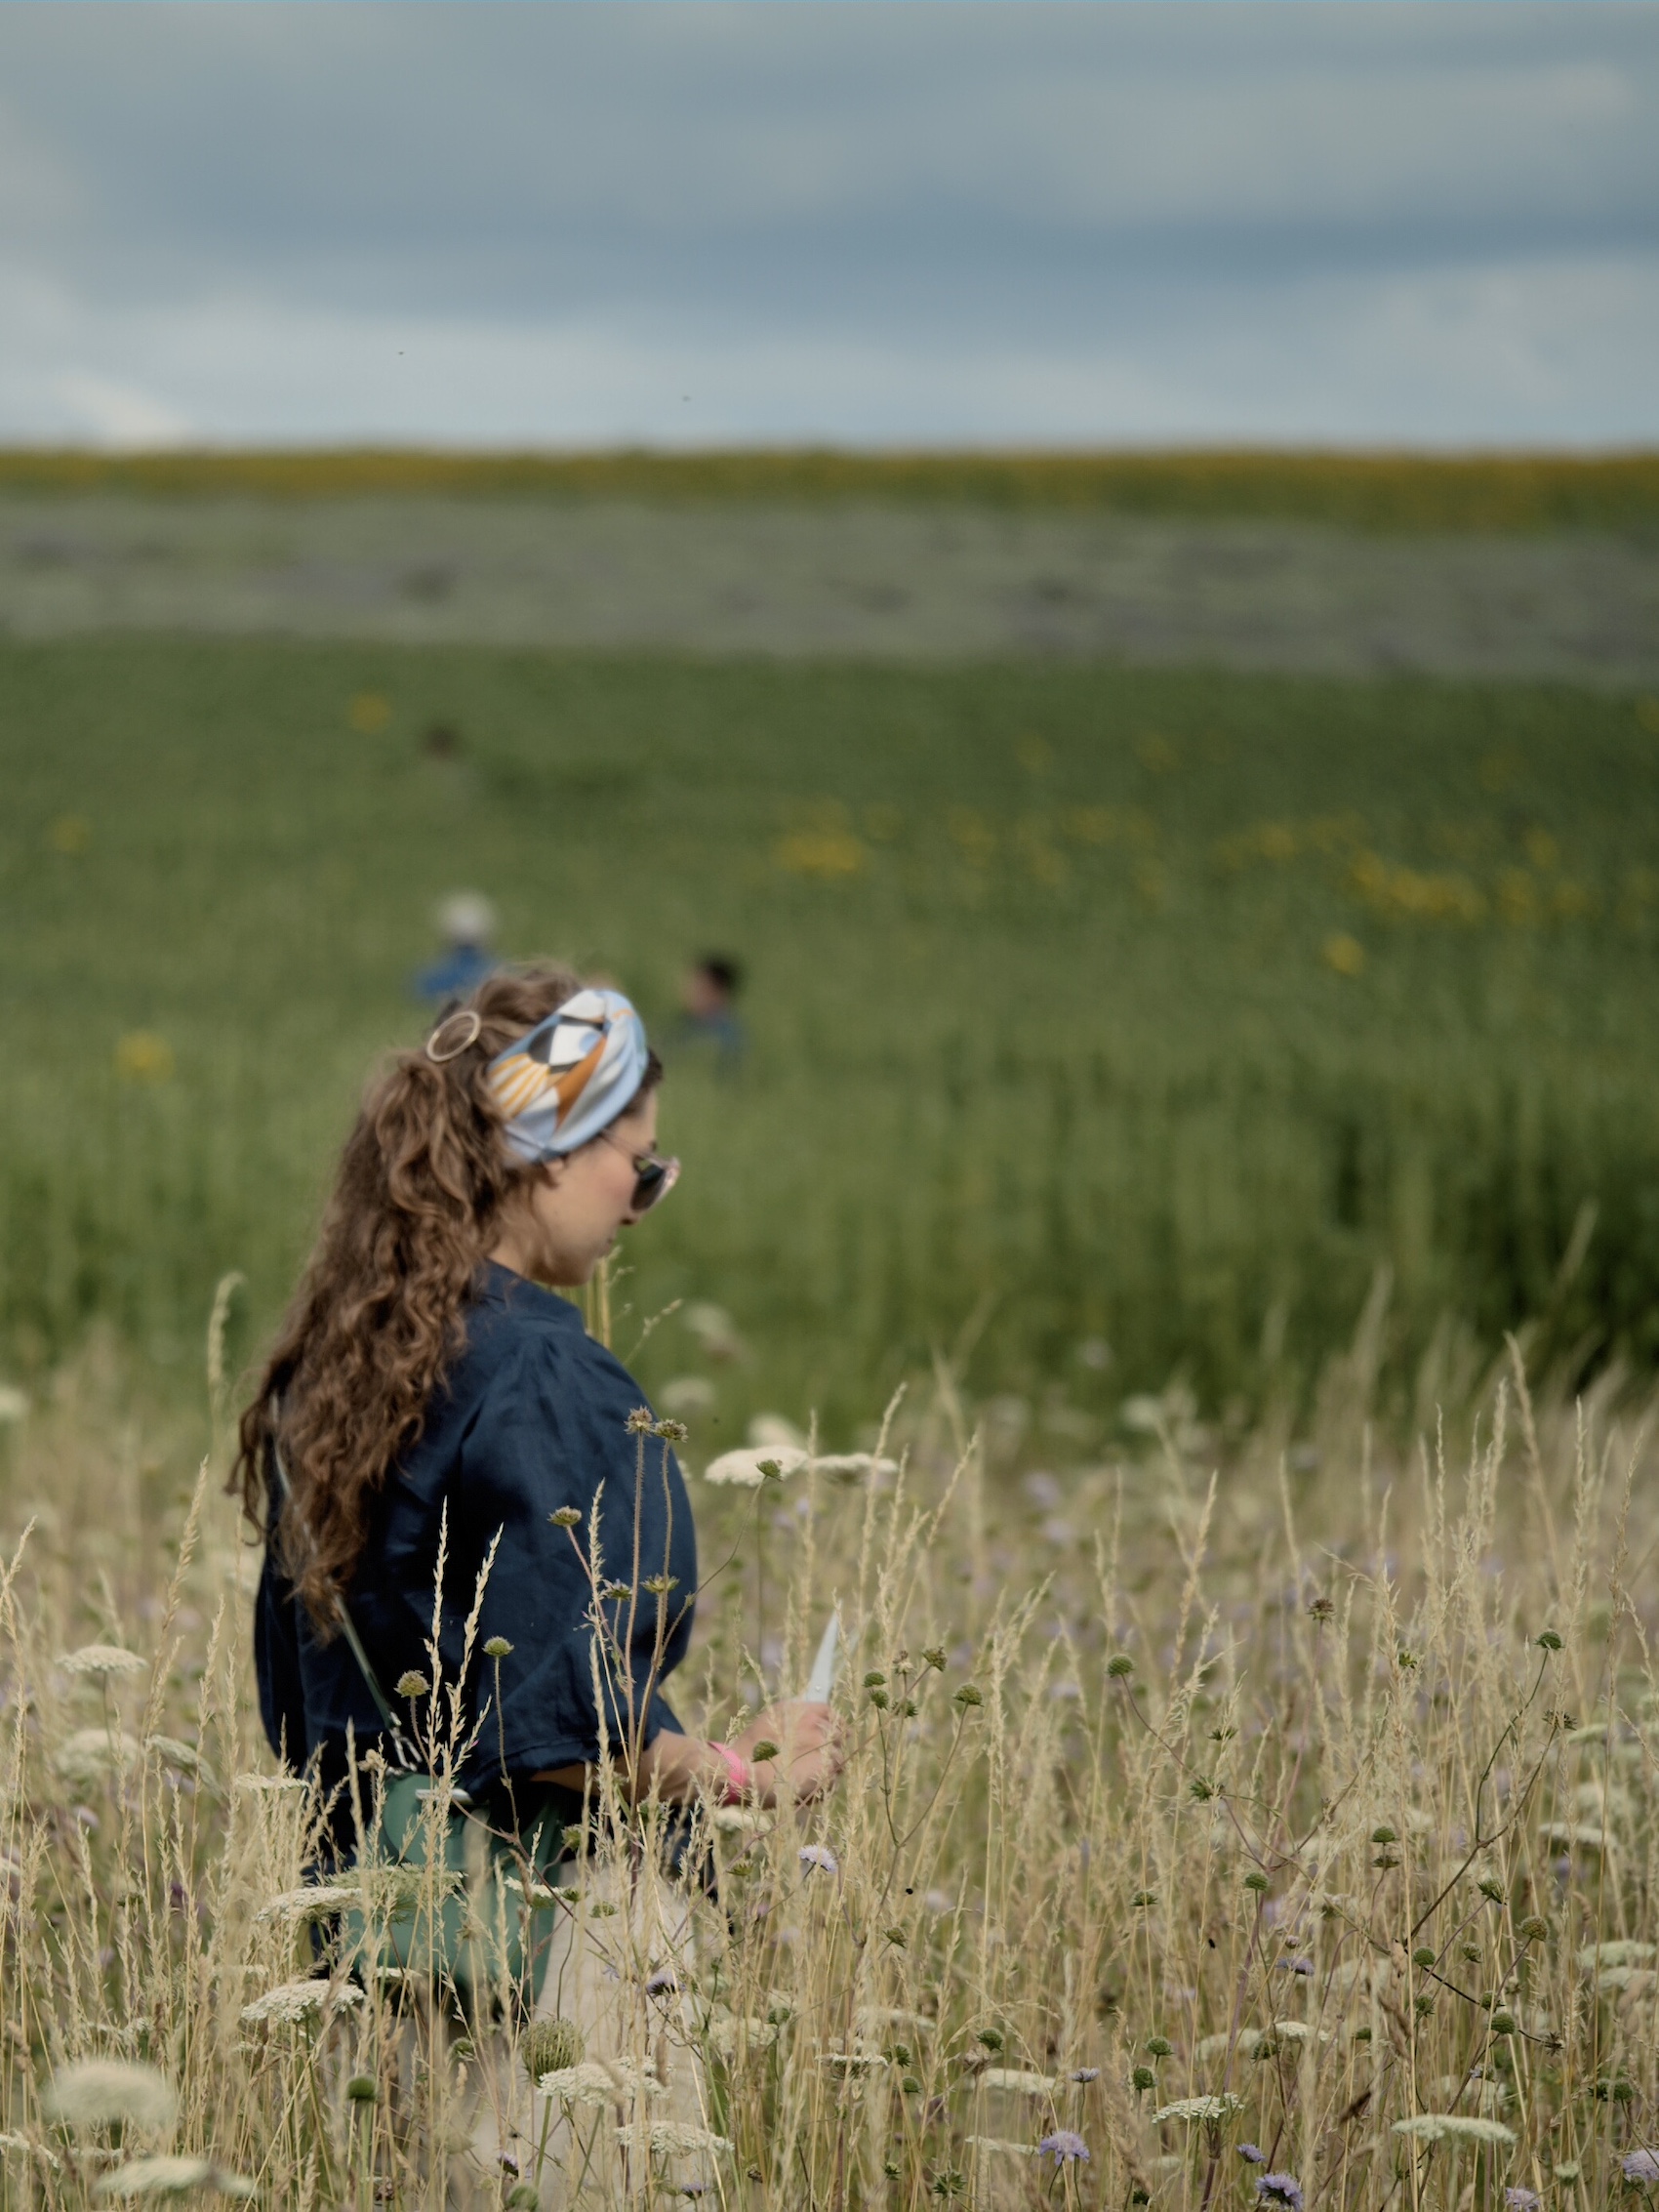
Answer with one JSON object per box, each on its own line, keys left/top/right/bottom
{"left": 0, "top": 3, "right": 1653, "bottom": 443}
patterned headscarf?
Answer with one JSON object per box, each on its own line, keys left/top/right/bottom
{"left": 486, "top": 987, "right": 650, "bottom": 1165}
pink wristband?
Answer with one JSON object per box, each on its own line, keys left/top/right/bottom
{"left": 708, "top": 1741, "right": 751, "bottom": 1806}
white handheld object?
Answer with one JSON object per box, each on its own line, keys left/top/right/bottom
{"left": 803, "top": 1609, "right": 842, "bottom": 1702}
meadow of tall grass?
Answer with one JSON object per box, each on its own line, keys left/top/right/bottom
{"left": 2, "top": 1294, "right": 1657, "bottom": 2210}
{"left": 2, "top": 636, "right": 1658, "bottom": 1433}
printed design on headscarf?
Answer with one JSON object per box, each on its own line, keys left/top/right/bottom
{"left": 487, "top": 988, "right": 650, "bottom": 1164}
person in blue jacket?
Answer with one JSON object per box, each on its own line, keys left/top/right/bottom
{"left": 232, "top": 963, "right": 841, "bottom": 1862}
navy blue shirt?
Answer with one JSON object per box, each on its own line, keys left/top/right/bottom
{"left": 256, "top": 1263, "right": 696, "bottom": 1807}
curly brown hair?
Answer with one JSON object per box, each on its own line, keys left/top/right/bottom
{"left": 231, "top": 963, "right": 660, "bottom": 1628}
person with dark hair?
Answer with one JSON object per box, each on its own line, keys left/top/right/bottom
{"left": 233, "top": 963, "right": 840, "bottom": 1963}
{"left": 672, "top": 952, "right": 747, "bottom": 1067}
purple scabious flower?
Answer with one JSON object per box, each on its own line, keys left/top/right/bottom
{"left": 798, "top": 1844, "right": 838, "bottom": 1874}
{"left": 1625, "top": 2150, "right": 1659, "bottom": 2185}
{"left": 1069, "top": 2068, "right": 1100, "bottom": 2083}
{"left": 1256, "top": 2176, "right": 1304, "bottom": 2212}
{"left": 1237, "top": 2144, "right": 1267, "bottom": 2165}
{"left": 1504, "top": 2191, "right": 1541, "bottom": 2211}
{"left": 1036, "top": 2131, "right": 1090, "bottom": 2165}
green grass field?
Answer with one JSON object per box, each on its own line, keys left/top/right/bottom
{"left": 3, "top": 634, "right": 1658, "bottom": 1439}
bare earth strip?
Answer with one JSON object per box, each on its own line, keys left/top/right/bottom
{"left": 1, "top": 493, "right": 1655, "bottom": 680}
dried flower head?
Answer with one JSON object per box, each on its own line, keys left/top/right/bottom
{"left": 549, "top": 1506, "right": 583, "bottom": 1529}
{"left": 484, "top": 1637, "right": 513, "bottom": 1659}
{"left": 59, "top": 1645, "right": 146, "bottom": 1679}
{"left": 393, "top": 1671, "right": 428, "bottom": 1700}
{"left": 45, "top": 2062, "right": 178, "bottom": 2134}
{"left": 522, "top": 2017, "right": 585, "bottom": 2080}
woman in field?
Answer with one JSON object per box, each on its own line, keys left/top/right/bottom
{"left": 233, "top": 965, "right": 841, "bottom": 1997}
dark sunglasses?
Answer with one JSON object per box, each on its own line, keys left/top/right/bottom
{"left": 601, "top": 1131, "right": 681, "bottom": 1215}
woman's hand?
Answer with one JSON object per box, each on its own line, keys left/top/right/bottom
{"left": 734, "top": 1700, "right": 846, "bottom": 1805}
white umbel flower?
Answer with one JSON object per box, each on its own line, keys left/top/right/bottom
{"left": 1153, "top": 2095, "right": 1242, "bottom": 2123}
{"left": 54, "top": 1729, "right": 142, "bottom": 1783}
{"left": 536, "top": 2061, "right": 666, "bottom": 2109}
{"left": 616, "top": 2122, "right": 731, "bottom": 2157}
{"left": 59, "top": 1645, "right": 146, "bottom": 1679}
{"left": 1393, "top": 2113, "right": 1517, "bottom": 2146}
{"left": 978, "top": 2069, "right": 1058, "bottom": 2093}
{"left": 704, "top": 1446, "right": 808, "bottom": 1488}
{"left": 240, "top": 1978, "right": 364, "bottom": 2027}
{"left": 256, "top": 1885, "right": 359, "bottom": 1924}
{"left": 1579, "top": 1940, "right": 1656, "bottom": 1971}
{"left": 97, "top": 2155, "right": 257, "bottom": 2199}
{"left": 44, "top": 2062, "right": 177, "bottom": 2133}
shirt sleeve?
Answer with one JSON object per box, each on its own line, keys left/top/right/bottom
{"left": 254, "top": 1548, "right": 312, "bottom": 1773}
{"left": 449, "top": 1331, "right": 686, "bottom": 1786}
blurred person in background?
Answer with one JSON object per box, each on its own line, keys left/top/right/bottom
{"left": 670, "top": 951, "right": 747, "bottom": 1068}
{"left": 412, "top": 889, "right": 499, "bottom": 1002}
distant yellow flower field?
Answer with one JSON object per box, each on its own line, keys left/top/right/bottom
{"left": 1, "top": 445, "right": 1656, "bottom": 533}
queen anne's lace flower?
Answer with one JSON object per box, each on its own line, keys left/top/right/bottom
{"left": 980, "top": 2069, "right": 1058, "bottom": 2094}
{"left": 1393, "top": 2114, "right": 1516, "bottom": 2146}
{"left": 704, "top": 1447, "right": 808, "bottom": 1488}
{"left": 255, "top": 1885, "right": 358, "bottom": 1924}
{"left": 54, "top": 1729, "right": 143, "bottom": 1783}
{"left": 239, "top": 1979, "right": 364, "bottom": 2027}
{"left": 96, "top": 2155, "right": 257, "bottom": 2199}
{"left": 1153, "top": 2095, "right": 1242, "bottom": 2124}
{"left": 44, "top": 2063, "right": 177, "bottom": 2133}
{"left": 536, "top": 2061, "right": 665, "bottom": 2109}
{"left": 60, "top": 1645, "right": 146, "bottom": 1678}
{"left": 615, "top": 2122, "right": 731, "bottom": 2158}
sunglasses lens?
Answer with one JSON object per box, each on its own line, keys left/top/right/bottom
{"left": 632, "top": 1156, "right": 680, "bottom": 1213}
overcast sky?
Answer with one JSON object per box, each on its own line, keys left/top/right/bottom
{"left": 1, "top": 3, "right": 1655, "bottom": 450}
